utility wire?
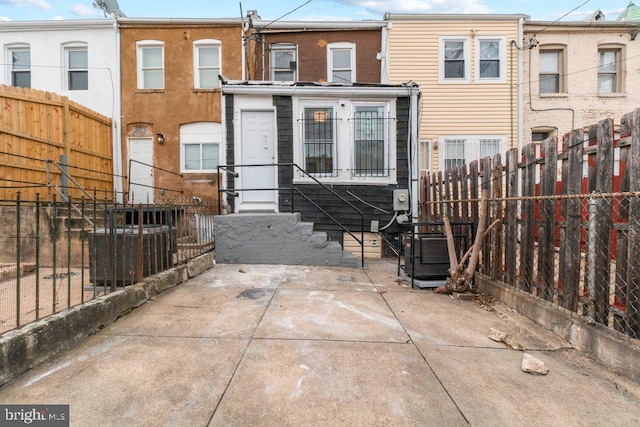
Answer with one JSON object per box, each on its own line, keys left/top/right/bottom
{"left": 533, "top": 0, "right": 591, "bottom": 37}
{"left": 259, "top": 0, "right": 313, "bottom": 31}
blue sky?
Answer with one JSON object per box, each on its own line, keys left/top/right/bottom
{"left": 0, "top": 0, "right": 632, "bottom": 22}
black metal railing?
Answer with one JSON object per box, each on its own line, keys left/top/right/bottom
{"left": 217, "top": 163, "right": 365, "bottom": 266}
{"left": 0, "top": 193, "right": 215, "bottom": 335}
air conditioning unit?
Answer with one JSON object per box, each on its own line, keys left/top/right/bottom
{"left": 403, "top": 236, "right": 450, "bottom": 279}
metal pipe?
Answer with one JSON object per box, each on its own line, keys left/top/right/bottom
{"left": 15, "top": 191, "right": 21, "bottom": 328}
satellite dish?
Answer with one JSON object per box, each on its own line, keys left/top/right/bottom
{"left": 93, "top": 0, "right": 127, "bottom": 18}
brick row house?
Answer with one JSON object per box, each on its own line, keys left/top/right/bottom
{"left": 522, "top": 18, "right": 640, "bottom": 144}
{"left": 4, "top": 4, "right": 640, "bottom": 237}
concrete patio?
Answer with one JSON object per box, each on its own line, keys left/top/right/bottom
{"left": 0, "top": 259, "right": 639, "bottom": 426}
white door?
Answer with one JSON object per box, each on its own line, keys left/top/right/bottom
{"left": 240, "top": 111, "right": 276, "bottom": 210}
{"left": 128, "top": 137, "right": 154, "bottom": 204}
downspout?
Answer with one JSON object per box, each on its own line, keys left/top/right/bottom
{"left": 114, "top": 20, "right": 123, "bottom": 203}
{"left": 381, "top": 19, "right": 390, "bottom": 83}
{"left": 406, "top": 83, "right": 419, "bottom": 221}
{"left": 261, "top": 33, "right": 266, "bottom": 81}
{"left": 518, "top": 17, "right": 524, "bottom": 152}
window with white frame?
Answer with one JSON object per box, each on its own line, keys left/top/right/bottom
{"left": 539, "top": 47, "right": 565, "bottom": 94}
{"left": 270, "top": 43, "right": 297, "bottom": 81}
{"left": 439, "top": 37, "right": 470, "bottom": 84}
{"left": 180, "top": 122, "right": 222, "bottom": 172}
{"left": 64, "top": 44, "right": 88, "bottom": 91}
{"left": 7, "top": 45, "right": 30, "bottom": 88}
{"left": 353, "top": 105, "right": 388, "bottom": 177}
{"left": 296, "top": 99, "right": 395, "bottom": 184}
{"left": 476, "top": 37, "right": 506, "bottom": 82}
{"left": 136, "top": 40, "right": 164, "bottom": 90}
{"left": 598, "top": 47, "right": 623, "bottom": 93}
{"left": 439, "top": 135, "right": 506, "bottom": 171}
{"left": 194, "top": 39, "right": 221, "bottom": 89}
{"left": 302, "top": 107, "right": 336, "bottom": 176}
{"left": 327, "top": 42, "right": 355, "bottom": 83}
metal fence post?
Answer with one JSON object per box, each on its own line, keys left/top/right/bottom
{"left": 15, "top": 191, "right": 21, "bottom": 328}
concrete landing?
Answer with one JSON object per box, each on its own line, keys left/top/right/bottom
{"left": 1, "top": 260, "right": 639, "bottom": 426}
{"left": 214, "top": 213, "right": 359, "bottom": 267}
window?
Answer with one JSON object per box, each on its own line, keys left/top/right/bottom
{"left": 327, "top": 42, "right": 355, "bottom": 83}
{"left": 65, "top": 45, "right": 88, "bottom": 91}
{"left": 270, "top": 43, "right": 297, "bottom": 81}
{"left": 136, "top": 40, "right": 164, "bottom": 89}
{"left": 539, "top": 48, "right": 564, "bottom": 94}
{"left": 353, "top": 105, "right": 387, "bottom": 177}
{"left": 439, "top": 135, "right": 506, "bottom": 171}
{"left": 295, "top": 99, "right": 396, "bottom": 184}
{"left": 442, "top": 139, "right": 465, "bottom": 170}
{"left": 598, "top": 48, "right": 622, "bottom": 93}
{"left": 180, "top": 122, "right": 222, "bottom": 172}
{"left": 476, "top": 37, "right": 506, "bottom": 82}
{"left": 8, "top": 45, "right": 30, "bottom": 88}
{"left": 439, "top": 37, "right": 470, "bottom": 84}
{"left": 303, "top": 107, "right": 336, "bottom": 176}
{"left": 531, "top": 127, "right": 557, "bottom": 143}
{"left": 194, "top": 40, "right": 221, "bottom": 89}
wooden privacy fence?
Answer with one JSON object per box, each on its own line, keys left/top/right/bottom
{"left": 421, "top": 108, "right": 640, "bottom": 340}
{"left": 0, "top": 85, "right": 113, "bottom": 201}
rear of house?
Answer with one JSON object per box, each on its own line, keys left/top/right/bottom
{"left": 220, "top": 81, "right": 420, "bottom": 247}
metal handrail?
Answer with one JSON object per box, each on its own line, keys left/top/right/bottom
{"left": 217, "top": 163, "right": 365, "bottom": 266}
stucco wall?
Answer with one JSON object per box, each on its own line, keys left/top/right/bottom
{"left": 119, "top": 22, "right": 243, "bottom": 205}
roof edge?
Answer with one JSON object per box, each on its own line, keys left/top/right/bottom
{"left": 384, "top": 13, "right": 529, "bottom": 21}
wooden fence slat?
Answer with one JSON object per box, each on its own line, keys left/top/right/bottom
{"left": 561, "top": 129, "right": 584, "bottom": 311}
{"left": 492, "top": 153, "right": 503, "bottom": 281}
{"left": 460, "top": 163, "right": 469, "bottom": 219}
{"left": 451, "top": 166, "right": 460, "bottom": 220}
{"left": 538, "top": 137, "right": 557, "bottom": 301}
{"left": 481, "top": 156, "right": 492, "bottom": 276}
{"left": 626, "top": 108, "right": 640, "bottom": 338}
{"left": 505, "top": 149, "right": 518, "bottom": 287}
{"left": 520, "top": 143, "right": 536, "bottom": 292}
{"left": 615, "top": 113, "right": 632, "bottom": 332}
{"left": 591, "top": 119, "right": 614, "bottom": 325}
{"left": 0, "top": 86, "right": 112, "bottom": 200}
{"left": 469, "top": 160, "right": 479, "bottom": 224}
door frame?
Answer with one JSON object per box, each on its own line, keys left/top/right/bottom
{"left": 127, "top": 137, "right": 154, "bottom": 204}
{"left": 235, "top": 109, "right": 278, "bottom": 212}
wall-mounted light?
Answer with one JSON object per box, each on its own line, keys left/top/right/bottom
{"left": 156, "top": 133, "right": 165, "bottom": 145}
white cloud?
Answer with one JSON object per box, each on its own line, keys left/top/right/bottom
{"left": 0, "top": 16, "right": 11, "bottom": 20}
{"left": 0, "top": 0, "right": 53, "bottom": 11}
{"left": 330, "top": 0, "right": 493, "bottom": 14}
{"left": 70, "top": 3, "right": 99, "bottom": 17}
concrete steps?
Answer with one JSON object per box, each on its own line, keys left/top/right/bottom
{"left": 213, "top": 213, "right": 359, "bottom": 267}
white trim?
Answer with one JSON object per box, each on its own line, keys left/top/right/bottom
{"left": 235, "top": 109, "right": 279, "bottom": 213}
{"left": 179, "top": 122, "right": 222, "bottom": 173}
{"left": 62, "top": 41, "right": 88, "bottom": 91}
{"left": 439, "top": 36, "right": 470, "bottom": 84}
{"left": 5, "top": 42, "right": 30, "bottom": 88}
{"left": 438, "top": 134, "right": 507, "bottom": 169}
{"left": 293, "top": 97, "right": 397, "bottom": 185}
{"left": 136, "top": 39, "right": 164, "bottom": 90}
{"left": 327, "top": 42, "right": 356, "bottom": 84}
{"left": 222, "top": 83, "right": 417, "bottom": 97}
{"left": 193, "top": 39, "right": 221, "bottom": 89}
{"left": 474, "top": 36, "right": 506, "bottom": 84}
